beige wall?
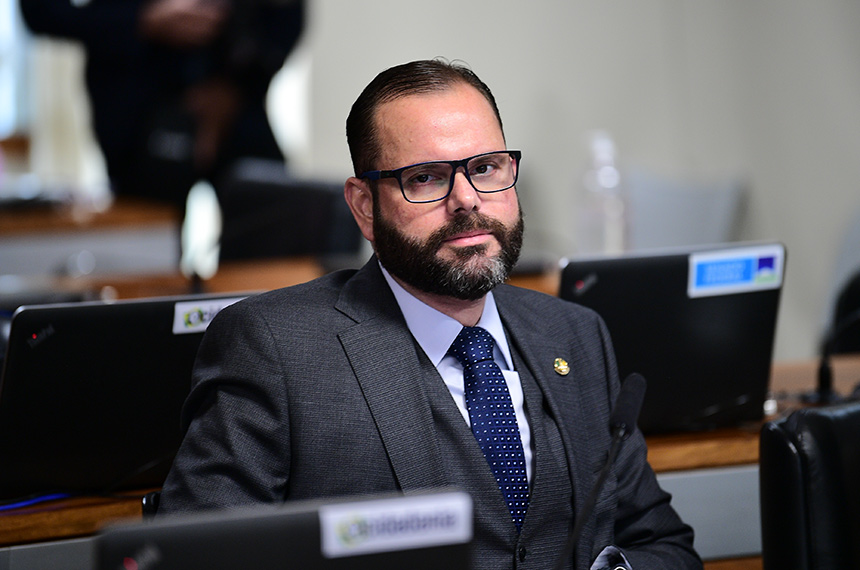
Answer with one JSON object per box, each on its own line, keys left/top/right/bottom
{"left": 24, "top": 1, "right": 860, "bottom": 362}
{"left": 290, "top": 0, "right": 860, "bottom": 362}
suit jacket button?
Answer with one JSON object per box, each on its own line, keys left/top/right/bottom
{"left": 518, "top": 546, "right": 527, "bottom": 562}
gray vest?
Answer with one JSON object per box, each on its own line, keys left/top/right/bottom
{"left": 417, "top": 341, "right": 575, "bottom": 570}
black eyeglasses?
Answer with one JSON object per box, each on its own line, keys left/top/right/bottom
{"left": 360, "top": 150, "right": 521, "bottom": 204}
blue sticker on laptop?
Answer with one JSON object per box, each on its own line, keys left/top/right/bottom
{"left": 688, "top": 244, "right": 784, "bottom": 298}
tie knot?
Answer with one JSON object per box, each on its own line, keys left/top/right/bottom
{"left": 449, "top": 326, "right": 496, "bottom": 368}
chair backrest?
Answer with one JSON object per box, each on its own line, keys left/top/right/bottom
{"left": 827, "top": 270, "right": 860, "bottom": 354}
{"left": 624, "top": 167, "right": 745, "bottom": 251}
{"left": 759, "top": 401, "right": 860, "bottom": 570}
{"left": 216, "top": 160, "right": 362, "bottom": 262}
{"left": 820, "top": 205, "right": 860, "bottom": 343}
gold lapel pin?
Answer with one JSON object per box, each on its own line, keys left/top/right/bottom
{"left": 553, "top": 358, "right": 570, "bottom": 376}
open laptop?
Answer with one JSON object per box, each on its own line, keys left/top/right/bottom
{"left": 559, "top": 242, "right": 785, "bottom": 434}
{"left": 0, "top": 292, "right": 247, "bottom": 501}
{"left": 97, "top": 490, "right": 472, "bottom": 570}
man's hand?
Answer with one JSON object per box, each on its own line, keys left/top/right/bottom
{"left": 139, "top": 0, "right": 231, "bottom": 48}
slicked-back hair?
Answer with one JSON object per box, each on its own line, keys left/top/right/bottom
{"left": 346, "top": 59, "right": 505, "bottom": 177}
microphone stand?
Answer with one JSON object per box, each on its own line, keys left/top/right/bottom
{"left": 801, "top": 308, "right": 860, "bottom": 405}
{"left": 552, "top": 373, "right": 646, "bottom": 570}
{"left": 551, "top": 428, "right": 626, "bottom": 570}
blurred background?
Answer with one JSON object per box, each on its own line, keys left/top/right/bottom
{"left": 2, "top": 0, "right": 860, "bottom": 363}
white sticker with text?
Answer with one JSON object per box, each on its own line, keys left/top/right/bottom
{"left": 319, "top": 492, "right": 472, "bottom": 558}
{"left": 172, "top": 297, "right": 246, "bottom": 335}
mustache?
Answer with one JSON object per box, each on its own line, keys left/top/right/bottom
{"left": 425, "top": 213, "right": 509, "bottom": 251}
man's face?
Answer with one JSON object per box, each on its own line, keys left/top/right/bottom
{"left": 368, "top": 84, "right": 523, "bottom": 300}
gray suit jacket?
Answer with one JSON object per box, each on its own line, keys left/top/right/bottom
{"left": 159, "top": 258, "right": 700, "bottom": 570}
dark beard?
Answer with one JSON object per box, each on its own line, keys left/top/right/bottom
{"left": 373, "top": 204, "right": 524, "bottom": 301}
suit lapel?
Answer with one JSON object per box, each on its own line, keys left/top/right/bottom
{"left": 494, "top": 286, "right": 597, "bottom": 527}
{"left": 335, "top": 260, "right": 449, "bottom": 492}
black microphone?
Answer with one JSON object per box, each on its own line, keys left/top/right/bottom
{"left": 552, "top": 373, "right": 647, "bottom": 570}
{"left": 609, "top": 372, "right": 647, "bottom": 439}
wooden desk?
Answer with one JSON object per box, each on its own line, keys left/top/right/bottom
{"left": 73, "top": 257, "right": 327, "bottom": 300}
{"left": 646, "top": 355, "right": 860, "bottom": 474}
{"left": 0, "top": 197, "right": 180, "bottom": 237}
{"left": 0, "top": 491, "right": 148, "bottom": 548}
{"left": 3, "top": 256, "right": 859, "bottom": 569}
{"left": 4, "top": 357, "right": 855, "bottom": 558}
{"left": 44, "top": 257, "right": 555, "bottom": 302}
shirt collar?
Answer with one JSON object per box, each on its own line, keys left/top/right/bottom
{"left": 380, "top": 263, "right": 513, "bottom": 370}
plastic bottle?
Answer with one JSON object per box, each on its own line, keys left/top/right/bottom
{"left": 575, "top": 130, "right": 627, "bottom": 255}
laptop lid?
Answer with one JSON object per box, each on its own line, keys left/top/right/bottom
{"left": 97, "top": 490, "right": 472, "bottom": 570}
{"left": 559, "top": 242, "right": 785, "bottom": 434}
{"left": 0, "top": 293, "right": 247, "bottom": 501}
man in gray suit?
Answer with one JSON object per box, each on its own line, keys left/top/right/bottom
{"left": 159, "top": 59, "right": 701, "bottom": 570}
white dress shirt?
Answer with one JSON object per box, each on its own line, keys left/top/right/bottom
{"left": 380, "top": 265, "right": 534, "bottom": 483}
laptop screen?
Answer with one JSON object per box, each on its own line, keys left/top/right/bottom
{"left": 559, "top": 242, "right": 785, "bottom": 434}
{"left": 0, "top": 293, "right": 247, "bottom": 501}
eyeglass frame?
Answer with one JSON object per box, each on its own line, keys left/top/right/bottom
{"left": 359, "top": 150, "right": 522, "bottom": 204}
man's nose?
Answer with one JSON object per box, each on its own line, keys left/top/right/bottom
{"left": 446, "top": 170, "right": 480, "bottom": 213}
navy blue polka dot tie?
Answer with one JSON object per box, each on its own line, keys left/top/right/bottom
{"left": 448, "top": 326, "right": 529, "bottom": 532}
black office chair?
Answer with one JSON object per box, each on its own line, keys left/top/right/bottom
{"left": 759, "top": 401, "right": 860, "bottom": 570}
{"left": 216, "top": 160, "right": 363, "bottom": 262}
{"left": 806, "top": 271, "right": 860, "bottom": 404}
{"left": 828, "top": 270, "right": 860, "bottom": 355}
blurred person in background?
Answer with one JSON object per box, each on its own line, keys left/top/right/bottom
{"left": 20, "top": 0, "right": 305, "bottom": 221}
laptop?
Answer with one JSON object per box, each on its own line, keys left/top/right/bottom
{"left": 0, "top": 293, "right": 247, "bottom": 501}
{"left": 97, "top": 490, "right": 472, "bottom": 570}
{"left": 560, "top": 242, "right": 785, "bottom": 434}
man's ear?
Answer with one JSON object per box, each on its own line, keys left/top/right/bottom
{"left": 344, "top": 177, "right": 375, "bottom": 243}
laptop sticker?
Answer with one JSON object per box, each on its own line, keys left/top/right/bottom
{"left": 688, "top": 244, "right": 784, "bottom": 298}
{"left": 172, "top": 296, "right": 246, "bottom": 335}
{"left": 319, "top": 491, "right": 472, "bottom": 558}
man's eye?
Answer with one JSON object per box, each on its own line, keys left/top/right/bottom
{"left": 405, "top": 167, "right": 447, "bottom": 186}
{"left": 471, "top": 162, "right": 497, "bottom": 176}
